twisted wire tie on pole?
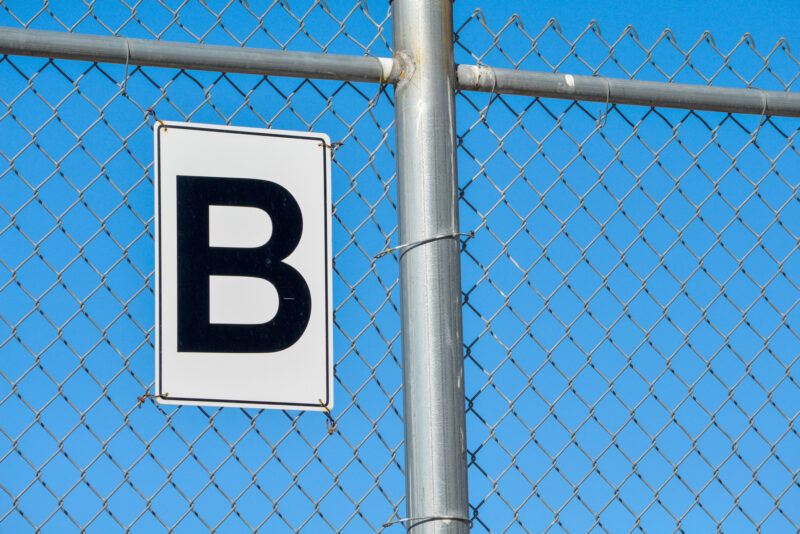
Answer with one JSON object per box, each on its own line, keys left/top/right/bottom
{"left": 752, "top": 89, "right": 768, "bottom": 141}
{"left": 382, "top": 515, "right": 472, "bottom": 529}
{"left": 597, "top": 76, "right": 611, "bottom": 128}
{"left": 120, "top": 38, "right": 131, "bottom": 96}
{"left": 375, "top": 231, "right": 475, "bottom": 260}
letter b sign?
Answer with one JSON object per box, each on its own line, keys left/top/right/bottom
{"left": 155, "top": 122, "right": 333, "bottom": 410}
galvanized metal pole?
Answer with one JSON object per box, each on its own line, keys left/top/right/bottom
{"left": 392, "top": 1, "right": 469, "bottom": 532}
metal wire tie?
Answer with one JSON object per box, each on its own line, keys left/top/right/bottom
{"left": 375, "top": 231, "right": 474, "bottom": 259}
{"left": 597, "top": 76, "right": 611, "bottom": 128}
{"left": 317, "top": 399, "right": 336, "bottom": 434}
{"left": 382, "top": 515, "right": 472, "bottom": 529}
{"left": 752, "top": 89, "right": 768, "bottom": 141}
{"left": 476, "top": 62, "right": 498, "bottom": 123}
{"left": 120, "top": 38, "right": 131, "bottom": 96}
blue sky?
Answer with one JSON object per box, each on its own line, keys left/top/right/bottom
{"left": 0, "top": 1, "right": 798, "bottom": 532}
{"left": 456, "top": 0, "right": 800, "bottom": 51}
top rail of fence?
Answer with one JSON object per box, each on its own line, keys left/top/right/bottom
{"left": 3, "top": 26, "right": 800, "bottom": 117}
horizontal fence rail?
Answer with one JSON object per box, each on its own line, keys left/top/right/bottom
{"left": 456, "top": 65, "right": 800, "bottom": 117}
{"left": 3, "top": 27, "right": 800, "bottom": 116}
{"left": 0, "top": 26, "right": 396, "bottom": 84}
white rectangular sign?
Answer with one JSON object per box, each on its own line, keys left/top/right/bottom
{"left": 155, "top": 122, "right": 333, "bottom": 411}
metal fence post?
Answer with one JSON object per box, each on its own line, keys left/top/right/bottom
{"left": 392, "top": 0, "right": 469, "bottom": 532}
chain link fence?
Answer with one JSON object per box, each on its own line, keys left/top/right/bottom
{"left": 1, "top": 2, "right": 798, "bottom": 532}
{"left": 455, "top": 12, "right": 800, "bottom": 533}
{"left": 1, "top": 2, "right": 403, "bottom": 532}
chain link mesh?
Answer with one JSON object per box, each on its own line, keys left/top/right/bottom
{"left": 1, "top": 3, "right": 799, "bottom": 533}
{"left": 456, "top": 12, "right": 800, "bottom": 533}
{"left": 0, "top": 2, "right": 402, "bottom": 532}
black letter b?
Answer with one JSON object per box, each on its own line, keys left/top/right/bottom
{"left": 176, "top": 176, "right": 311, "bottom": 353}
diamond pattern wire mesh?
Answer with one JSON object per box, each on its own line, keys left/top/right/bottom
{"left": 456, "top": 13, "right": 800, "bottom": 533}
{"left": 0, "top": 2, "right": 402, "bottom": 531}
{"left": 1, "top": 2, "right": 800, "bottom": 533}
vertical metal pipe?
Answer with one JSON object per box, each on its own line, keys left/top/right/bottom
{"left": 392, "top": 1, "right": 469, "bottom": 532}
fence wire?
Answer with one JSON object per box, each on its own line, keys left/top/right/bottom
{"left": 456, "top": 12, "right": 800, "bottom": 534}
{"left": 0, "top": 2, "right": 799, "bottom": 533}
{"left": 0, "top": 2, "right": 402, "bottom": 532}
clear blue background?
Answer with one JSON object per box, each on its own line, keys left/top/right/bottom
{"left": 456, "top": 0, "right": 800, "bottom": 51}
